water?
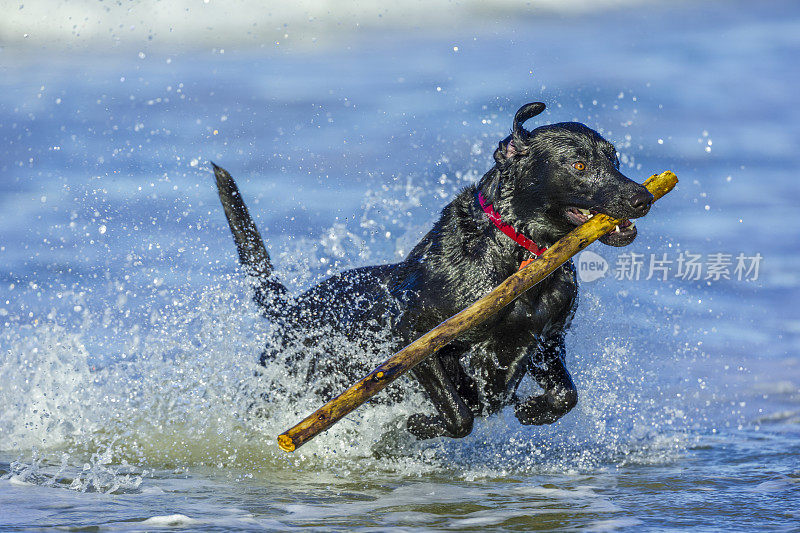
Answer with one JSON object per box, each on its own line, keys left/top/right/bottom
{"left": 1, "top": 0, "right": 799, "bottom": 530}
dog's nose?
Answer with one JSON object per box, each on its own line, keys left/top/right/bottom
{"left": 629, "top": 190, "right": 654, "bottom": 216}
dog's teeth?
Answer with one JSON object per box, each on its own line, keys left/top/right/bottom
{"left": 615, "top": 225, "right": 620, "bottom": 232}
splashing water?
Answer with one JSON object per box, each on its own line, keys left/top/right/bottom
{"left": 2, "top": 0, "right": 799, "bottom": 528}
{"left": 0, "top": 207, "right": 693, "bottom": 492}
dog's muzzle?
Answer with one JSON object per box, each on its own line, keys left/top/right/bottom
{"left": 565, "top": 206, "right": 638, "bottom": 247}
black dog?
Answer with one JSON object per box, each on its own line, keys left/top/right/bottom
{"left": 212, "top": 102, "right": 653, "bottom": 440}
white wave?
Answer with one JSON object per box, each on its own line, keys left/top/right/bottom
{"left": 1, "top": 0, "right": 656, "bottom": 49}
{"left": 141, "top": 514, "right": 198, "bottom": 527}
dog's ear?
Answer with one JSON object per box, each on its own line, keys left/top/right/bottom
{"left": 493, "top": 102, "right": 546, "bottom": 163}
{"left": 513, "top": 102, "right": 546, "bottom": 138}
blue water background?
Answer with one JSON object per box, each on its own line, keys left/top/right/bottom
{"left": 0, "top": 0, "right": 798, "bottom": 530}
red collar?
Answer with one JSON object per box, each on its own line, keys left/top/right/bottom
{"left": 477, "top": 191, "right": 547, "bottom": 269}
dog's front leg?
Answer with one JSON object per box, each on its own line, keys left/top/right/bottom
{"left": 514, "top": 334, "right": 578, "bottom": 425}
{"left": 407, "top": 356, "right": 474, "bottom": 439}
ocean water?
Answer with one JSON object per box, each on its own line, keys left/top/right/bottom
{"left": 1, "top": 0, "right": 799, "bottom": 530}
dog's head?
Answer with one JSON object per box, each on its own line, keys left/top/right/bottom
{"left": 481, "top": 102, "right": 653, "bottom": 247}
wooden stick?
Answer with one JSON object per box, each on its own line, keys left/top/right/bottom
{"left": 277, "top": 171, "right": 678, "bottom": 452}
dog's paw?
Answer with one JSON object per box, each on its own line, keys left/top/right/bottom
{"left": 406, "top": 413, "right": 475, "bottom": 439}
{"left": 406, "top": 413, "right": 447, "bottom": 440}
{"left": 514, "top": 390, "right": 577, "bottom": 425}
{"left": 371, "top": 417, "right": 417, "bottom": 459}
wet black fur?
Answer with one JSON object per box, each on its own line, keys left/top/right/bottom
{"left": 212, "top": 102, "right": 653, "bottom": 440}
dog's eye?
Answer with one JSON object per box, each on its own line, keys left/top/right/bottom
{"left": 572, "top": 162, "right": 586, "bottom": 171}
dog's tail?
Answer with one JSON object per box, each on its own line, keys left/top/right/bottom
{"left": 211, "top": 162, "right": 288, "bottom": 311}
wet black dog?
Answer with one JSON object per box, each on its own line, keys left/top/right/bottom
{"left": 212, "top": 102, "right": 653, "bottom": 440}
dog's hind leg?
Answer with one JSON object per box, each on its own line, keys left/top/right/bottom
{"left": 211, "top": 163, "right": 288, "bottom": 310}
